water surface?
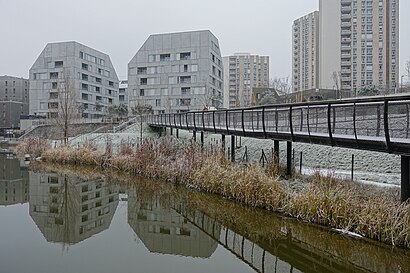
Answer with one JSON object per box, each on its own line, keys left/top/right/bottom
{"left": 1, "top": 154, "right": 409, "bottom": 273}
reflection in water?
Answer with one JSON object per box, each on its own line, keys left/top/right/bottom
{"left": 123, "top": 177, "right": 410, "bottom": 273}
{"left": 29, "top": 171, "right": 119, "bottom": 244}
{"left": 0, "top": 154, "right": 29, "bottom": 206}
{"left": 127, "top": 189, "right": 219, "bottom": 258}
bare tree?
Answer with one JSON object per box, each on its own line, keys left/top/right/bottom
{"left": 52, "top": 69, "right": 82, "bottom": 144}
{"left": 269, "top": 77, "right": 292, "bottom": 95}
{"left": 131, "top": 103, "right": 153, "bottom": 140}
{"left": 332, "top": 71, "right": 341, "bottom": 99}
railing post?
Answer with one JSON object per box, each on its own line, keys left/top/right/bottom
{"left": 289, "top": 105, "right": 294, "bottom": 141}
{"left": 231, "top": 135, "right": 235, "bottom": 162}
{"left": 200, "top": 131, "right": 204, "bottom": 147}
{"left": 193, "top": 130, "right": 196, "bottom": 141}
{"left": 262, "top": 107, "right": 267, "bottom": 139}
{"left": 328, "top": 103, "right": 334, "bottom": 146}
{"left": 242, "top": 109, "right": 245, "bottom": 136}
{"left": 401, "top": 155, "right": 410, "bottom": 202}
{"left": 384, "top": 99, "right": 391, "bottom": 153}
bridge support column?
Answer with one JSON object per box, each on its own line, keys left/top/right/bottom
{"left": 231, "top": 136, "right": 235, "bottom": 162}
{"left": 200, "top": 132, "right": 204, "bottom": 147}
{"left": 273, "top": 140, "right": 280, "bottom": 166}
{"left": 193, "top": 131, "right": 196, "bottom": 141}
{"left": 176, "top": 129, "right": 179, "bottom": 138}
{"left": 286, "top": 141, "right": 292, "bottom": 176}
{"left": 401, "top": 155, "right": 410, "bottom": 202}
{"left": 221, "top": 134, "right": 226, "bottom": 153}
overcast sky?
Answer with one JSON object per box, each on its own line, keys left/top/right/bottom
{"left": 0, "top": 0, "right": 409, "bottom": 82}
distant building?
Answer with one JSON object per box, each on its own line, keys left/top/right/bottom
{"left": 128, "top": 30, "right": 224, "bottom": 114}
{"left": 29, "top": 41, "right": 119, "bottom": 119}
{"left": 317, "top": 0, "right": 399, "bottom": 93}
{"left": 0, "top": 76, "right": 29, "bottom": 133}
{"left": 292, "top": 12, "right": 320, "bottom": 92}
{"left": 119, "top": 80, "right": 128, "bottom": 107}
{"left": 223, "top": 53, "right": 269, "bottom": 108}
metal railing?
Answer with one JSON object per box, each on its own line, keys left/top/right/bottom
{"left": 147, "top": 94, "right": 410, "bottom": 155}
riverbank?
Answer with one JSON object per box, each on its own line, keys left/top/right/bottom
{"left": 19, "top": 137, "right": 410, "bottom": 248}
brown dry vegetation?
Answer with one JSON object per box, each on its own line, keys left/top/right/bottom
{"left": 19, "top": 137, "right": 410, "bottom": 248}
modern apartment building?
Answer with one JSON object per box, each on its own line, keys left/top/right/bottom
{"left": 319, "top": 0, "right": 341, "bottom": 90}
{"left": 128, "top": 30, "right": 223, "bottom": 114}
{"left": 29, "top": 41, "right": 119, "bottom": 119}
{"left": 0, "top": 76, "right": 29, "bottom": 131}
{"left": 223, "top": 53, "right": 269, "bottom": 108}
{"left": 292, "top": 12, "right": 320, "bottom": 92}
{"left": 317, "top": 0, "right": 399, "bottom": 93}
{"left": 339, "top": 0, "right": 399, "bottom": 92}
{"left": 119, "top": 80, "right": 128, "bottom": 107}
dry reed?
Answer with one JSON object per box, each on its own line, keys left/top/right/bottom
{"left": 31, "top": 136, "right": 410, "bottom": 248}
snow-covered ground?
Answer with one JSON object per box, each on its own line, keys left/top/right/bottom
{"left": 70, "top": 123, "right": 401, "bottom": 186}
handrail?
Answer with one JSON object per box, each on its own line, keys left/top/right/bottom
{"left": 146, "top": 94, "right": 410, "bottom": 155}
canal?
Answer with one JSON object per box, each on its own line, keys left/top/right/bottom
{"left": 0, "top": 154, "right": 409, "bottom": 273}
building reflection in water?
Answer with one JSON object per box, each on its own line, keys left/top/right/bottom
{"left": 127, "top": 190, "right": 219, "bottom": 258}
{"left": 0, "top": 154, "right": 29, "bottom": 206}
{"left": 29, "top": 172, "right": 119, "bottom": 245}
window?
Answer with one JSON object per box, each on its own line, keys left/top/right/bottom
{"left": 55, "top": 61, "right": 63, "bottom": 68}
{"left": 179, "top": 76, "right": 191, "bottom": 84}
{"left": 181, "top": 87, "right": 191, "bottom": 95}
{"left": 156, "top": 99, "right": 161, "bottom": 107}
{"left": 140, "top": 89, "right": 145, "bottom": 96}
{"left": 179, "top": 98, "right": 191, "bottom": 106}
{"left": 140, "top": 78, "right": 147, "bottom": 85}
{"left": 108, "top": 98, "right": 113, "bottom": 104}
{"left": 119, "top": 95, "right": 125, "bottom": 102}
{"left": 82, "top": 63, "right": 89, "bottom": 70}
{"left": 180, "top": 52, "right": 191, "bottom": 60}
{"left": 82, "top": 93, "right": 88, "bottom": 100}
{"left": 49, "top": 92, "right": 58, "bottom": 99}
{"left": 160, "top": 54, "right": 171, "bottom": 61}
{"left": 82, "top": 83, "right": 88, "bottom": 91}
{"left": 183, "top": 65, "right": 188, "bottom": 72}
{"left": 52, "top": 82, "right": 58, "bottom": 89}
{"left": 108, "top": 81, "right": 114, "bottom": 87}
{"left": 82, "top": 74, "right": 88, "bottom": 81}
{"left": 95, "top": 86, "right": 100, "bottom": 93}
{"left": 137, "top": 67, "right": 147, "bottom": 74}
{"left": 50, "top": 72, "right": 58, "bottom": 79}
{"left": 96, "top": 96, "right": 102, "bottom": 102}
{"left": 95, "top": 77, "right": 102, "bottom": 83}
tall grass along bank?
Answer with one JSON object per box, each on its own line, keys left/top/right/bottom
{"left": 20, "top": 137, "right": 410, "bottom": 248}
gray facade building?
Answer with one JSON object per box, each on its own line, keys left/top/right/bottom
{"left": 128, "top": 30, "right": 223, "bottom": 114}
{"left": 0, "top": 76, "right": 29, "bottom": 131}
{"left": 29, "top": 41, "right": 119, "bottom": 119}
{"left": 119, "top": 80, "right": 128, "bottom": 107}
{"left": 223, "top": 53, "right": 269, "bottom": 108}
{"left": 292, "top": 12, "right": 320, "bottom": 92}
